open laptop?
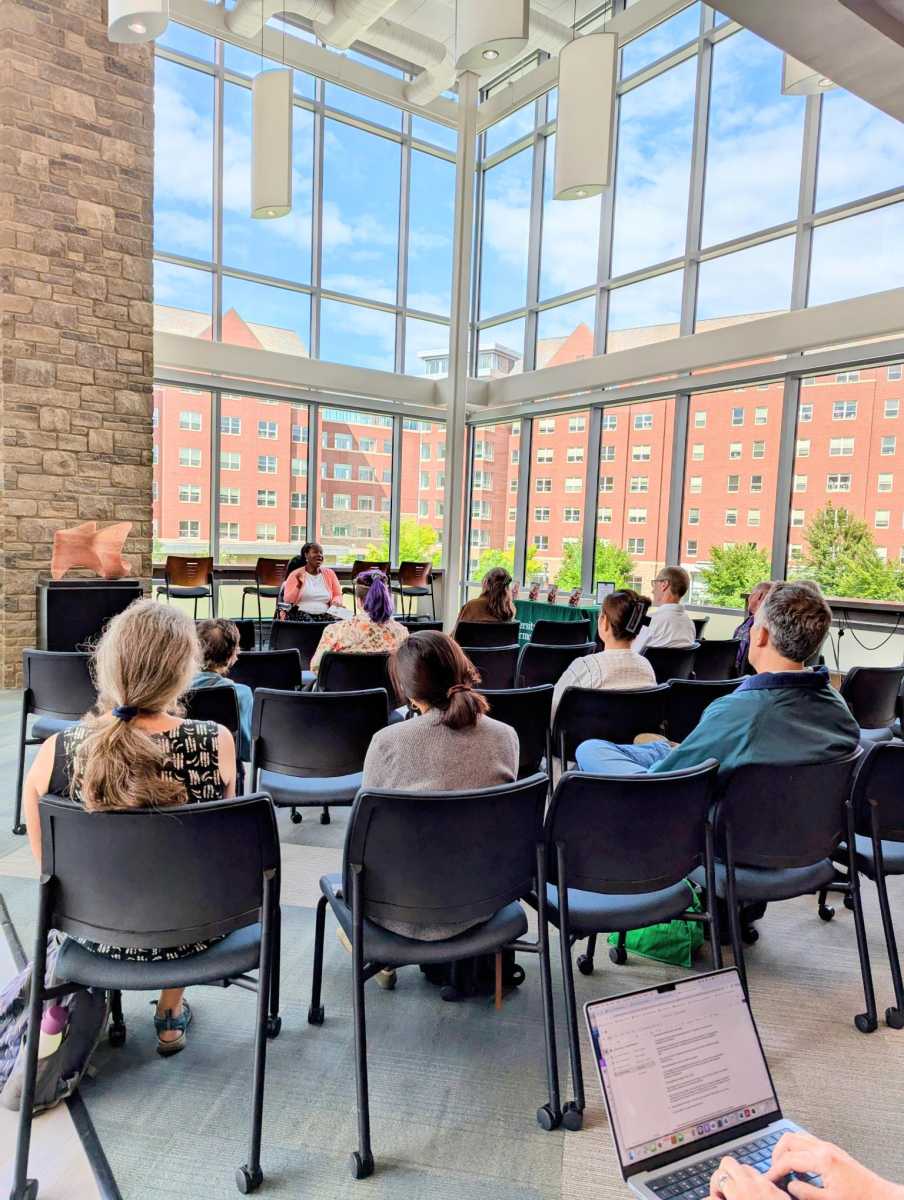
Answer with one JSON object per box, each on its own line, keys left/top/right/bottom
{"left": 584, "top": 969, "right": 820, "bottom": 1199}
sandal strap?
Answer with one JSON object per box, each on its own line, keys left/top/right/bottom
{"left": 152, "top": 1001, "right": 191, "bottom": 1035}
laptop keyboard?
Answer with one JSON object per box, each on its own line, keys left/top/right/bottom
{"left": 646, "top": 1130, "right": 821, "bottom": 1198}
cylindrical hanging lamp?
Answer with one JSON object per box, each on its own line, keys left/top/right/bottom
{"left": 252, "top": 68, "right": 293, "bottom": 220}
{"left": 455, "top": 0, "right": 530, "bottom": 71}
{"left": 781, "top": 53, "right": 835, "bottom": 95}
{"left": 554, "top": 32, "right": 617, "bottom": 201}
{"left": 108, "top": 0, "right": 168, "bottom": 43}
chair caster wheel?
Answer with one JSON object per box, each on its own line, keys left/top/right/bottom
{"left": 609, "top": 945, "right": 627, "bottom": 965}
{"left": 440, "top": 984, "right": 464, "bottom": 1002}
{"left": 290, "top": 809, "right": 302, "bottom": 824}
{"left": 741, "top": 926, "right": 759, "bottom": 945}
{"left": 349, "top": 1151, "right": 374, "bottom": 1180}
{"left": 235, "top": 1165, "right": 263, "bottom": 1194}
{"left": 562, "top": 1101, "right": 584, "bottom": 1131}
{"left": 12, "top": 823, "right": 26, "bottom": 836}
{"left": 266, "top": 1015, "right": 282, "bottom": 1039}
{"left": 855, "top": 1012, "right": 878, "bottom": 1034}
{"left": 511, "top": 964, "right": 525, "bottom": 985}
{"left": 320, "top": 810, "right": 331, "bottom": 825}
{"left": 108, "top": 1021, "right": 127, "bottom": 1048}
{"left": 886, "top": 1007, "right": 904, "bottom": 1030}
{"left": 308, "top": 1004, "right": 324, "bottom": 1025}
{"left": 818, "top": 904, "right": 835, "bottom": 922}
{"left": 843, "top": 894, "right": 855, "bottom": 911}
{"left": 16, "top": 1180, "right": 38, "bottom": 1200}
{"left": 577, "top": 954, "right": 594, "bottom": 976}
{"left": 536, "top": 1103, "right": 562, "bottom": 1131}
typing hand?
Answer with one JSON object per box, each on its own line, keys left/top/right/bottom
{"left": 709, "top": 1157, "right": 788, "bottom": 1199}
{"left": 767, "top": 1133, "right": 903, "bottom": 1200}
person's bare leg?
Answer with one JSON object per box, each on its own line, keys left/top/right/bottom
{"left": 156, "top": 987, "right": 186, "bottom": 1043}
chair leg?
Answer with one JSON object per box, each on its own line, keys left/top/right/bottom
{"left": 193, "top": 597, "right": 199, "bottom": 620}
{"left": 308, "top": 894, "right": 327, "bottom": 1025}
{"left": 349, "top": 869, "right": 374, "bottom": 1179}
{"left": 256, "top": 586, "right": 263, "bottom": 651}
{"left": 576, "top": 933, "right": 596, "bottom": 976}
{"left": 724, "top": 846, "right": 747, "bottom": 998}
{"left": 11, "top": 903, "right": 49, "bottom": 1200}
{"left": 535, "top": 844, "right": 562, "bottom": 1132}
{"left": 874, "top": 867, "right": 904, "bottom": 1027}
{"left": 555, "top": 845, "right": 584, "bottom": 1130}
{"left": 211, "top": 583, "right": 218, "bottom": 618}
{"left": 236, "top": 896, "right": 274, "bottom": 1195}
{"left": 704, "top": 817, "right": 723, "bottom": 970}
{"left": 241, "top": 591, "right": 247, "bottom": 621}
{"left": 429, "top": 579, "right": 436, "bottom": 620}
{"left": 494, "top": 951, "right": 503, "bottom": 1011}
{"left": 848, "top": 867, "right": 878, "bottom": 1034}
{"left": 12, "top": 705, "right": 29, "bottom": 835}
{"left": 267, "top": 907, "right": 282, "bottom": 1039}
{"left": 109, "top": 989, "right": 127, "bottom": 1047}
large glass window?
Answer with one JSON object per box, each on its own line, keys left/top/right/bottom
{"left": 408, "top": 150, "right": 455, "bottom": 316}
{"left": 537, "top": 296, "right": 597, "bottom": 368}
{"left": 153, "top": 262, "right": 212, "bottom": 337}
{"left": 400, "top": 419, "right": 446, "bottom": 565}
{"left": 696, "top": 237, "right": 795, "bottom": 328}
{"left": 816, "top": 89, "right": 904, "bottom": 213}
{"left": 222, "top": 277, "right": 311, "bottom": 357}
{"left": 320, "top": 299, "right": 396, "bottom": 370}
{"left": 620, "top": 3, "right": 700, "bottom": 78}
{"left": 607, "top": 270, "right": 683, "bottom": 350}
{"left": 154, "top": 58, "right": 214, "bottom": 261}
{"left": 477, "top": 318, "right": 525, "bottom": 377}
{"left": 318, "top": 407, "right": 394, "bottom": 564}
{"left": 153, "top": 386, "right": 213, "bottom": 558}
{"left": 479, "top": 146, "right": 533, "bottom": 318}
{"left": 539, "top": 134, "right": 601, "bottom": 300}
{"left": 467, "top": 421, "right": 521, "bottom": 580}
{"left": 525, "top": 411, "right": 591, "bottom": 586}
{"left": 808, "top": 203, "right": 904, "bottom": 307}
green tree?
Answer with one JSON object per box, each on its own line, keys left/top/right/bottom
{"left": 554, "top": 540, "right": 635, "bottom": 590}
{"left": 699, "top": 543, "right": 771, "bottom": 608}
{"left": 365, "top": 518, "right": 442, "bottom": 566}
{"left": 476, "top": 544, "right": 543, "bottom": 579}
{"left": 799, "top": 502, "right": 903, "bottom": 600}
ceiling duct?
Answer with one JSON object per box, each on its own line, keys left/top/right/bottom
{"left": 314, "top": 0, "right": 400, "bottom": 50}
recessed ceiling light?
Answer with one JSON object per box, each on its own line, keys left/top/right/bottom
{"left": 818, "top": 76, "right": 833, "bottom": 89}
{"left": 482, "top": 47, "right": 501, "bottom": 60}
{"left": 128, "top": 20, "right": 147, "bottom": 33}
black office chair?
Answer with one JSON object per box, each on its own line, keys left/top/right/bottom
{"left": 533, "top": 762, "right": 721, "bottom": 1129}
{"left": 307, "top": 772, "right": 561, "bottom": 1177}
{"left": 10, "top": 793, "right": 280, "bottom": 1200}
{"left": 249, "top": 687, "right": 388, "bottom": 826}
{"left": 516, "top": 642, "right": 595, "bottom": 689}
{"left": 692, "top": 638, "right": 742, "bottom": 681}
{"left": 821, "top": 742, "right": 904, "bottom": 1029}
{"left": 233, "top": 618, "right": 258, "bottom": 652}
{"left": 477, "top": 685, "right": 554, "bottom": 778}
{"left": 693, "top": 616, "right": 709, "bottom": 640}
{"left": 458, "top": 645, "right": 520, "bottom": 690}
{"left": 268, "top": 619, "right": 333, "bottom": 684}
{"left": 229, "top": 649, "right": 303, "bottom": 694}
{"left": 665, "top": 678, "right": 742, "bottom": 743}
{"left": 241, "top": 558, "right": 290, "bottom": 645}
{"left": 156, "top": 555, "right": 217, "bottom": 618}
{"left": 453, "top": 620, "right": 521, "bottom": 648}
{"left": 396, "top": 618, "right": 444, "bottom": 633}
{"left": 316, "top": 651, "right": 404, "bottom": 717}
{"left": 840, "top": 665, "right": 904, "bottom": 742}
{"left": 642, "top": 641, "right": 700, "bottom": 683}
{"left": 552, "top": 685, "right": 669, "bottom": 766}
{"left": 689, "top": 750, "right": 877, "bottom": 1031}
{"left": 530, "top": 618, "right": 590, "bottom": 646}
{"left": 183, "top": 686, "right": 245, "bottom": 792}
{"left": 13, "top": 649, "right": 97, "bottom": 835}
{"left": 391, "top": 561, "right": 435, "bottom": 618}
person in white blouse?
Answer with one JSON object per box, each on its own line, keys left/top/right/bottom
{"left": 632, "top": 565, "right": 696, "bottom": 653}
{"left": 552, "top": 589, "right": 657, "bottom": 717}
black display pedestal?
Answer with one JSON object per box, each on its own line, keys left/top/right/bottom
{"left": 36, "top": 579, "right": 143, "bottom": 652}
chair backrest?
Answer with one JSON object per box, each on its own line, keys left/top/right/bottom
{"left": 22, "top": 649, "right": 97, "bottom": 719}
{"left": 397, "top": 561, "right": 432, "bottom": 586}
{"left": 348, "top": 559, "right": 391, "bottom": 579}
{"left": 197, "top": 617, "right": 256, "bottom": 651}
{"left": 453, "top": 620, "right": 521, "bottom": 648}
{"left": 516, "top": 641, "right": 595, "bottom": 689}
{"left": 344, "top": 774, "right": 548, "bottom": 930}
{"left": 665, "top": 678, "right": 742, "bottom": 743}
{"left": 317, "top": 651, "right": 399, "bottom": 705}
{"left": 477, "top": 686, "right": 554, "bottom": 777}
{"left": 396, "top": 618, "right": 443, "bottom": 632}
{"left": 545, "top": 762, "right": 719, "bottom": 895}
{"left": 693, "top": 616, "right": 709, "bottom": 640}
{"left": 715, "top": 749, "right": 862, "bottom": 869}
{"left": 251, "top": 687, "right": 388, "bottom": 779}
{"left": 642, "top": 641, "right": 700, "bottom": 684}
{"left": 839, "top": 665, "right": 904, "bottom": 729}
{"left": 255, "top": 557, "right": 289, "bottom": 587}
{"left": 692, "top": 638, "right": 741, "bottom": 681}
{"left": 552, "top": 685, "right": 669, "bottom": 764}
{"left": 38, "top": 793, "right": 278, "bottom": 950}
{"left": 182, "top": 686, "right": 241, "bottom": 737}
{"left": 460, "top": 645, "right": 520, "bottom": 690}
{"left": 851, "top": 741, "right": 904, "bottom": 843}
{"left": 530, "top": 618, "right": 591, "bottom": 645}
{"left": 268, "top": 618, "right": 332, "bottom": 666}
{"left": 164, "top": 555, "right": 213, "bottom": 587}
{"left": 228, "top": 649, "right": 302, "bottom": 693}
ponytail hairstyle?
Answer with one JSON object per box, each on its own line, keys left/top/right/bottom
{"left": 602, "top": 589, "right": 651, "bottom": 642}
{"left": 356, "top": 569, "right": 394, "bottom": 625}
{"left": 481, "top": 566, "right": 515, "bottom": 622}
{"left": 389, "top": 630, "right": 489, "bottom": 732}
{"left": 70, "top": 599, "right": 202, "bottom": 812}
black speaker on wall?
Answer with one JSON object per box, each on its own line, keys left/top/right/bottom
{"left": 36, "top": 579, "right": 143, "bottom": 652}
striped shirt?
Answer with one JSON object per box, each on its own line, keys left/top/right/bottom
{"left": 552, "top": 649, "right": 657, "bottom": 718}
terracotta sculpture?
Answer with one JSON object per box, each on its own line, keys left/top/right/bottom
{"left": 51, "top": 521, "right": 133, "bottom": 581}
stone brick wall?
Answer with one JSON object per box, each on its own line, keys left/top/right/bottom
{"left": 0, "top": 0, "right": 154, "bottom": 686}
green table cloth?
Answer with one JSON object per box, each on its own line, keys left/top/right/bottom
{"left": 514, "top": 599, "right": 599, "bottom": 645}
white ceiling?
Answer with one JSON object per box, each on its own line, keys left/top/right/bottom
{"left": 360, "top": 0, "right": 603, "bottom": 52}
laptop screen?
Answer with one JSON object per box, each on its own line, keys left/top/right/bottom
{"left": 586, "top": 971, "right": 780, "bottom": 1173}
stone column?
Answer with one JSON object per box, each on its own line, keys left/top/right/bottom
{"left": 0, "top": 0, "right": 154, "bottom": 686}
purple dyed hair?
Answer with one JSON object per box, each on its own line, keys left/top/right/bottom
{"left": 357, "top": 569, "right": 394, "bottom": 625}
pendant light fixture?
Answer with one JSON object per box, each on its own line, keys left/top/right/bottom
{"left": 108, "top": 0, "right": 168, "bottom": 43}
{"left": 251, "top": 4, "right": 293, "bottom": 219}
{"left": 554, "top": 6, "right": 617, "bottom": 201}
{"left": 781, "top": 53, "right": 835, "bottom": 95}
{"left": 455, "top": 0, "right": 529, "bottom": 71}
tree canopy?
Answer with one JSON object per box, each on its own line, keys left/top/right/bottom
{"left": 365, "top": 518, "right": 442, "bottom": 566}
{"left": 699, "top": 543, "right": 771, "bottom": 608}
{"left": 476, "top": 544, "right": 543, "bottom": 579}
{"left": 798, "top": 502, "right": 903, "bottom": 600}
{"left": 554, "top": 540, "right": 635, "bottom": 590}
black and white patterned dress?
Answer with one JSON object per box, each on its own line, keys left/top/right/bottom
{"left": 49, "top": 719, "right": 225, "bottom": 962}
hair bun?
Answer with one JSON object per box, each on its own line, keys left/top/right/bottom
{"left": 447, "top": 683, "right": 470, "bottom": 698}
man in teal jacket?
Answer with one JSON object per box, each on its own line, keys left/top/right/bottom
{"left": 575, "top": 581, "right": 859, "bottom": 778}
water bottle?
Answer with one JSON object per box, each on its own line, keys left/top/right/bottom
{"left": 37, "top": 1004, "right": 68, "bottom": 1059}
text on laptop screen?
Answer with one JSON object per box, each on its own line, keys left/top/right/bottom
{"left": 587, "top": 972, "right": 779, "bottom": 1169}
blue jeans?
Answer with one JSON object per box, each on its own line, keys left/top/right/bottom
{"left": 574, "top": 739, "right": 672, "bottom": 776}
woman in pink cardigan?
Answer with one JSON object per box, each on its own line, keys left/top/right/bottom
{"left": 283, "top": 543, "right": 346, "bottom": 615}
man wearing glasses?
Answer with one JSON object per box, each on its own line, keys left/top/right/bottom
{"left": 633, "top": 565, "right": 696, "bottom": 653}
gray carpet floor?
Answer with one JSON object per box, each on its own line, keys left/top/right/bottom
{"left": 2, "top": 688, "right": 904, "bottom": 1200}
